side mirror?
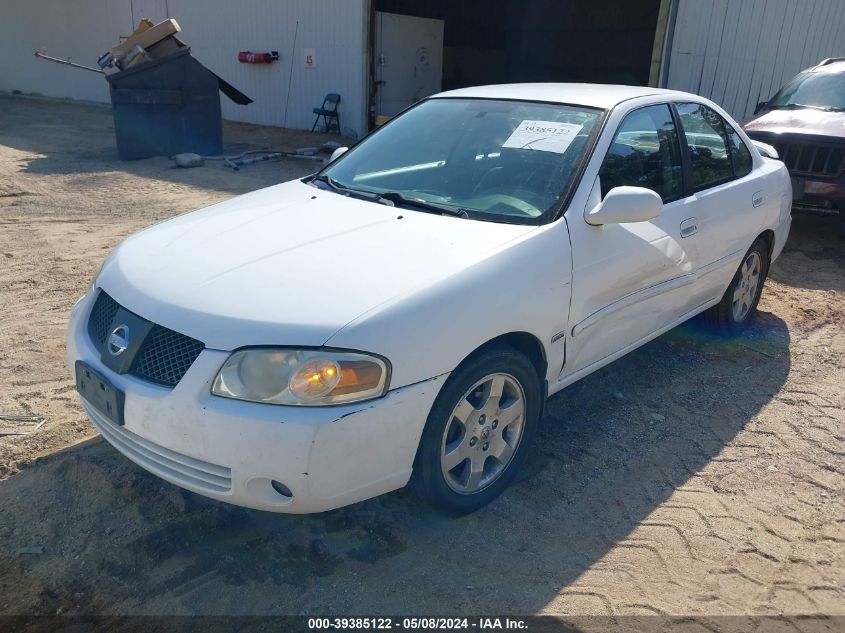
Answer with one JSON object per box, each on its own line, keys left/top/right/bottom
{"left": 586, "top": 186, "right": 663, "bottom": 226}
{"left": 754, "top": 101, "right": 768, "bottom": 115}
{"left": 329, "top": 146, "right": 349, "bottom": 163}
{"left": 750, "top": 139, "right": 779, "bottom": 159}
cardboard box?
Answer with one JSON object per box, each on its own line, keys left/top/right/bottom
{"left": 145, "top": 35, "right": 183, "bottom": 60}
{"left": 110, "top": 18, "right": 180, "bottom": 62}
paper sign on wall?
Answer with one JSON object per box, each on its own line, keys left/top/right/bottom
{"left": 502, "top": 120, "right": 583, "bottom": 154}
{"left": 304, "top": 48, "right": 316, "bottom": 68}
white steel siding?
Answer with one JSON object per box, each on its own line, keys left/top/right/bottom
{"left": 664, "top": 0, "right": 845, "bottom": 121}
{"left": 0, "top": 0, "right": 368, "bottom": 137}
{"left": 169, "top": 0, "right": 367, "bottom": 136}
{"left": 0, "top": 1, "right": 130, "bottom": 105}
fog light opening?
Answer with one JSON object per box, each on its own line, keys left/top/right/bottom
{"left": 270, "top": 479, "right": 293, "bottom": 499}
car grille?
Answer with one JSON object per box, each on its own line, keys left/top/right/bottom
{"left": 83, "top": 400, "right": 232, "bottom": 493}
{"left": 87, "top": 290, "right": 205, "bottom": 388}
{"left": 770, "top": 140, "right": 844, "bottom": 177}
{"left": 88, "top": 291, "right": 120, "bottom": 345}
{"left": 130, "top": 325, "right": 206, "bottom": 387}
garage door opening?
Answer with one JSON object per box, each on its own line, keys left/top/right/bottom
{"left": 371, "top": 0, "right": 665, "bottom": 126}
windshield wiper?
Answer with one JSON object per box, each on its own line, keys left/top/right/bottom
{"left": 311, "top": 175, "right": 386, "bottom": 202}
{"left": 376, "top": 191, "right": 469, "bottom": 218}
{"left": 310, "top": 178, "right": 469, "bottom": 218}
{"left": 311, "top": 174, "right": 347, "bottom": 192}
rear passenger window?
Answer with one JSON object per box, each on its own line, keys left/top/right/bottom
{"left": 599, "top": 104, "right": 683, "bottom": 201}
{"left": 727, "top": 127, "right": 753, "bottom": 177}
{"left": 676, "top": 103, "right": 733, "bottom": 189}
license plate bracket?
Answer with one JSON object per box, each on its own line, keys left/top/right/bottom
{"left": 75, "top": 361, "right": 125, "bottom": 426}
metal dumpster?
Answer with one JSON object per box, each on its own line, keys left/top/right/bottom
{"left": 107, "top": 48, "right": 243, "bottom": 159}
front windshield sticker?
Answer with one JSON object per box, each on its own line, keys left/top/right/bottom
{"left": 502, "top": 120, "right": 584, "bottom": 154}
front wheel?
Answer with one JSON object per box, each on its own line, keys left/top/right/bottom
{"left": 701, "top": 238, "right": 769, "bottom": 333}
{"left": 411, "top": 347, "right": 541, "bottom": 515}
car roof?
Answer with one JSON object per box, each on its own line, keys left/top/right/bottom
{"left": 432, "top": 83, "right": 697, "bottom": 110}
{"left": 808, "top": 59, "right": 845, "bottom": 73}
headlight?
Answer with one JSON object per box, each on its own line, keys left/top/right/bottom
{"left": 211, "top": 348, "right": 390, "bottom": 406}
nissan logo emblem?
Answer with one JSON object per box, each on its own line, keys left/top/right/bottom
{"left": 107, "top": 324, "right": 130, "bottom": 356}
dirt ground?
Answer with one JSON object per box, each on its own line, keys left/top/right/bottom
{"left": 0, "top": 94, "right": 843, "bottom": 618}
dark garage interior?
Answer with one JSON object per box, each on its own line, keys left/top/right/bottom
{"left": 376, "top": 0, "right": 664, "bottom": 90}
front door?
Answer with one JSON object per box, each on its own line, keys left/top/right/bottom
{"left": 564, "top": 103, "right": 700, "bottom": 376}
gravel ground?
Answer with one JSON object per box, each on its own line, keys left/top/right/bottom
{"left": 0, "top": 94, "right": 843, "bottom": 617}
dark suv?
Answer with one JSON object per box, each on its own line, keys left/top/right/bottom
{"left": 744, "top": 58, "right": 845, "bottom": 231}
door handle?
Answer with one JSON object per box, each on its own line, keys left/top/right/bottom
{"left": 680, "top": 217, "right": 698, "bottom": 238}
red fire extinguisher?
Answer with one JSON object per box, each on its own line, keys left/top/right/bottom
{"left": 238, "top": 51, "right": 279, "bottom": 64}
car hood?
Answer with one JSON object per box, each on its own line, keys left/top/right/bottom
{"left": 744, "top": 108, "right": 845, "bottom": 139}
{"left": 99, "top": 180, "right": 536, "bottom": 350}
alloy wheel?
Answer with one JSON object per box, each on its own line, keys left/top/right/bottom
{"left": 439, "top": 373, "right": 526, "bottom": 494}
{"left": 732, "top": 251, "right": 762, "bottom": 322}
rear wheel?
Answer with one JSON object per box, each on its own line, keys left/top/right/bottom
{"left": 411, "top": 347, "right": 541, "bottom": 515}
{"left": 701, "top": 238, "right": 769, "bottom": 333}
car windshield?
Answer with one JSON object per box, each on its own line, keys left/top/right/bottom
{"left": 769, "top": 70, "right": 845, "bottom": 111}
{"left": 317, "top": 98, "right": 603, "bottom": 224}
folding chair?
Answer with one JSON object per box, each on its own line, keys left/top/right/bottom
{"left": 312, "top": 93, "right": 341, "bottom": 133}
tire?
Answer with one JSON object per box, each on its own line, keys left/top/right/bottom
{"left": 411, "top": 346, "right": 541, "bottom": 515}
{"left": 701, "top": 238, "right": 769, "bottom": 334}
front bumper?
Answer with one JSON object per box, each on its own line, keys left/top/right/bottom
{"left": 792, "top": 176, "right": 845, "bottom": 214}
{"left": 67, "top": 290, "right": 446, "bottom": 513}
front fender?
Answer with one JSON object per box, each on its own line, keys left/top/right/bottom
{"left": 325, "top": 221, "right": 572, "bottom": 390}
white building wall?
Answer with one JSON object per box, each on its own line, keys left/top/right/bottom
{"left": 664, "top": 0, "right": 845, "bottom": 122}
{"left": 0, "top": 1, "right": 130, "bottom": 105}
{"left": 168, "top": 0, "right": 368, "bottom": 136}
{"left": 0, "top": 0, "right": 369, "bottom": 137}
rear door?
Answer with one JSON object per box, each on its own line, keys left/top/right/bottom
{"left": 672, "top": 102, "right": 763, "bottom": 301}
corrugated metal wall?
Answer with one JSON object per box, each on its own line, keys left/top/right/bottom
{"left": 168, "top": 0, "right": 367, "bottom": 135}
{"left": 6, "top": 0, "right": 843, "bottom": 135}
{"left": 0, "top": 0, "right": 368, "bottom": 137}
{"left": 0, "top": 1, "right": 133, "bottom": 104}
{"left": 664, "top": 0, "right": 845, "bottom": 121}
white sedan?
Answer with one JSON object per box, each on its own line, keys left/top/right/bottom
{"left": 68, "top": 84, "right": 792, "bottom": 514}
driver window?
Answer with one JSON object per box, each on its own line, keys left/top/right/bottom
{"left": 599, "top": 104, "right": 683, "bottom": 201}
